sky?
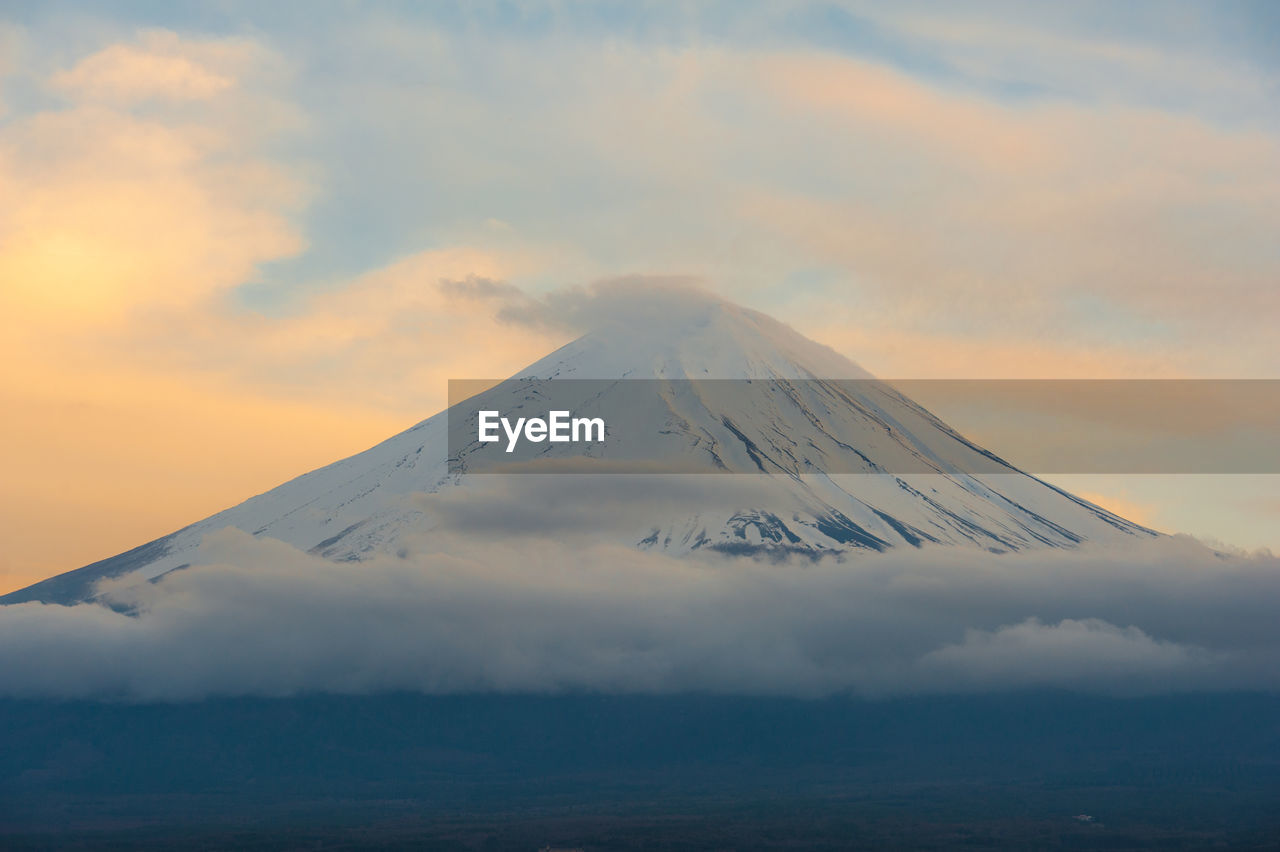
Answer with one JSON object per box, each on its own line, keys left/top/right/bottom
{"left": 1, "top": 1, "right": 1278, "bottom": 595}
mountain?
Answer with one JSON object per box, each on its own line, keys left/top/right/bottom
{"left": 1, "top": 287, "right": 1153, "bottom": 607}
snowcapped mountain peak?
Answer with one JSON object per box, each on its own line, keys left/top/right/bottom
{"left": 0, "top": 286, "right": 1154, "bottom": 607}
{"left": 520, "top": 280, "right": 872, "bottom": 381}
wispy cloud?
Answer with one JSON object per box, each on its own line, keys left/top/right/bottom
{"left": 854, "top": 3, "right": 1279, "bottom": 120}
{"left": 48, "top": 28, "right": 256, "bottom": 103}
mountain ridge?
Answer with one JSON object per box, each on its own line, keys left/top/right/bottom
{"left": 1, "top": 287, "right": 1155, "bottom": 607}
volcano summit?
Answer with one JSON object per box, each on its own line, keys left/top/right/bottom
{"left": 1, "top": 286, "right": 1153, "bottom": 607}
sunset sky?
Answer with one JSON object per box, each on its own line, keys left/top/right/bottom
{"left": 2, "top": 1, "right": 1278, "bottom": 594}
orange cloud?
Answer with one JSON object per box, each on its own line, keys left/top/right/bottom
{"left": 0, "top": 31, "right": 567, "bottom": 594}
{"left": 0, "top": 31, "right": 310, "bottom": 592}
{"left": 738, "top": 52, "right": 1280, "bottom": 348}
{"left": 140, "top": 247, "right": 570, "bottom": 415}
{"left": 756, "top": 52, "right": 1064, "bottom": 173}
{"left": 49, "top": 28, "right": 261, "bottom": 104}
{"left": 1, "top": 41, "right": 304, "bottom": 330}
{"left": 799, "top": 323, "right": 1189, "bottom": 380}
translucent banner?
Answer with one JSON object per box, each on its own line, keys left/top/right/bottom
{"left": 446, "top": 379, "right": 1280, "bottom": 475}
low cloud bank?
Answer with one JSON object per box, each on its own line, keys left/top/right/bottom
{"left": 1, "top": 526, "right": 1277, "bottom": 702}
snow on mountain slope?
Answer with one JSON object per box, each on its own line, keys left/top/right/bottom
{"left": 1, "top": 287, "right": 1154, "bottom": 607}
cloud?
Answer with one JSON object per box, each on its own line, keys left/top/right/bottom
{"left": 1, "top": 523, "right": 1277, "bottom": 701}
{"left": 736, "top": 51, "right": 1280, "bottom": 367}
{"left": 0, "top": 29, "right": 303, "bottom": 329}
{"left": 0, "top": 28, "right": 316, "bottom": 590}
{"left": 0, "top": 22, "right": 568, "bottom": 590}
{"left": 0, "top": 22, "right": 21, "bottom": 118}
{"left": 48, "top": 29, "right": 260, "bottom": 104}
{"left": 445, "top": 274, "right": 720, "bottom": 334}
{"left": 855, "top": 4, "right": 1278, "bottom": 121}
{"left": 137, "top": 250, "right": 570, "bottom": 411}
{"left": 918, "top": 618, "right": 1218, "bottom": 692}
{"left": 276, "top": 19, "right": 1280, "bottom": 376}
{"left": 438, "top": 274, "right": 544, "bottom": 322}
{"left": 408, "top": 473, "right": 796, "bottom": 537}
